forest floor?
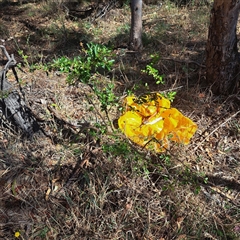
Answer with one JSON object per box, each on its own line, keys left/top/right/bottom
{"left": 0, "top": 1, "right": 240, "bottom": 240}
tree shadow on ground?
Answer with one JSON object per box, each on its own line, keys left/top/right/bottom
{"left": 0, "top": 1, "right": 94, "bottom": 64}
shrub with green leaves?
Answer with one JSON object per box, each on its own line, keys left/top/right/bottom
{"left": 49, "top": 42, "right": 118, "bottom": 122}
{"left": 50, "top": 42, "right": 115, "bottom": 85}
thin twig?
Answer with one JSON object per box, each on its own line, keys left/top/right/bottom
{"left": 153, "top": 86, "right": 183, "bottom": 93}
{"left": 161, "top": 57, "right": 206, "bottom": 68}
{"left": 193, "top": 110, "right": 240, "bottom": 151}
{"left": 136, "top": 56, "right": 205, "bottom": 68}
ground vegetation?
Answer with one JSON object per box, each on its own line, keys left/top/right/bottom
{"left": 0, "top": 0, "right": 239, "bottom": 239}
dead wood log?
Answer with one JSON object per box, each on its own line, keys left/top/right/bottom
{"left": 0, "top": 45, "right": 40, "bottom": 137}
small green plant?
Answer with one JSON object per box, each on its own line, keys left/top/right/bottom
{"left": 199, "top": 171, "right": 208, "bottom": 183}
{"left": 162, "top": 91, "right": 177, "bottom": 102}
{"left": 50, "top": 42, "right": 114, "bottom": 85}
{"left": 92, "top": 82, "right": 117, "bottom": 112}
{"left": 92, "top": 122, "right": 108, "bottom": 136}
{"left": 142, "top": 54, "right": 176, "bottom": 102}
{"left": 102, "top": 139, "right": 131, "bottom": 157}
{"left": 142, "top": 64, "right": 164, "bottom": 85}
{"left": 17, "top": 48, "right": 47, "bottom": 72}
{"left": 37, "top": 227, "right": 49, "bottom": 239}
{"left": 159, "top": 154, "right": 172, "bottom": 166}
{"left": 15, "top": 35, "right": 42, "bottom": 72}
{"left": 142, "top": 54, "right": 163, "bottom": 84}
{"left": 18, "top": 49, "right": 30, "bottom": 68}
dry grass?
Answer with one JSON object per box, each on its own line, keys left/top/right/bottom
{"left": 0, "top": 1, "right": 240, "bottom": 239}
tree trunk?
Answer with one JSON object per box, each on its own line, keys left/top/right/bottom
{"left": 129, "top": 0, "right": 142, "bottom": 51}
{"left": 206, "top": 0, "right": 240, "bottom": 94}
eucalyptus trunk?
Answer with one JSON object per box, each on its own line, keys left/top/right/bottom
{"left": 206, "top": 0, "right": 240, "bottom": 94}
{"left": 129, "top": 0, "right": 142, "bottom": 51}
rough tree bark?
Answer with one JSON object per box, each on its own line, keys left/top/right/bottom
{"left": 129, "top": 0, "right": 142, "bottom": 51}
{"left": 206, "top": 0, "right": 240, "bottom": 94}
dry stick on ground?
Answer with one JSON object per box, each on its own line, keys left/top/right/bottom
{"left": 193, "top": 110, "right": 240, "bottom": 151}
{"left": 136, "top": 56, "right": 206, "bottom": 68}
{"left": 161, "top": 57, "right": 206, "bottom": 68}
